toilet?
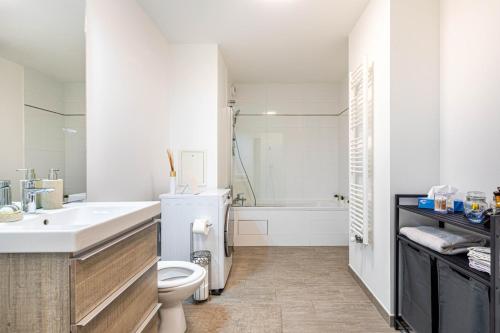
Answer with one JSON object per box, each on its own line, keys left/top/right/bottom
{"left": 157, "top": 260, "right": 207, "bottom": 333}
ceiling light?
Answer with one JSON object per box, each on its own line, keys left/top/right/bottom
{"left": 62, "top": 128, "right": 78, "bottom": 134}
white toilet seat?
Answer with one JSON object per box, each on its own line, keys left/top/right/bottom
{"left": 157, "top": 260, "right": 205, "bottom": 291}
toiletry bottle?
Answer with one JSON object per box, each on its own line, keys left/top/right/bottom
{"left": 493, "top": 187, "right": 500, "bottom": 214}
{"left": 16, "top": 168, "right": 41, "bottom": 206}
{"left": 41, "top": 169, "right": 63, "bottom": 209}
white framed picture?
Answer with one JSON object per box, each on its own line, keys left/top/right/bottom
{"left": 179, "top": 150, "right": 206, "bottom": 187}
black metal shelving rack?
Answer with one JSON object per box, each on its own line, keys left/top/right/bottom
{"left": 394, "top": 194, "right": 500, "bottom": 333}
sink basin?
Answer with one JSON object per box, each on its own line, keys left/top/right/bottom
{"left": 0, "top": 202, "right": 160, "bottom": 253}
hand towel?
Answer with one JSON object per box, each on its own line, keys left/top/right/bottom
{"left": 470, "top": 260, "right": 490, "bottom": 274}
{"left": 468, "top": 246, "right": 491, "bottom": 274}
{"left": 400, "top": 226, "right": 487, "bottom": 255}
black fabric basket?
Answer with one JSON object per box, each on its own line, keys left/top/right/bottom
{"left": 401, "top": 241, "right": 434, "bottom": 333}
{"left": 437, "top": 261, "right": 489, "bottom": 333}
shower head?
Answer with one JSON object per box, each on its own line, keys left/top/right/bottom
{"left": 234, "top": 109, "right": 240, "bottom": 117}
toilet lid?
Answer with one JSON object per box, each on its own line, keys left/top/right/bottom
{"left": 157, "top": 261, "right": 205, "bottom": 290}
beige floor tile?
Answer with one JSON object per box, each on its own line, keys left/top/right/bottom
{"left": 183, "top": 247, "right": 393, "bottom": 333}
{"left": 186, "top": 304, "right": 281, "bottom": 333}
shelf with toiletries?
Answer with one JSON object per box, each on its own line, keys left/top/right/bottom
{"left": 394, "top": 194, "right": 500, "bottom": 333}
{"left": 397, "top": 204, "right": 491, "bottom": 236}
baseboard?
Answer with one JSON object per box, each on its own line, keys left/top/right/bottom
{"left": 347, "top": 265, "right": 394, "bottom": 327}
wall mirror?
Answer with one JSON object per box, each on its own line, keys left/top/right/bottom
{"left": 0, "top": 1, "right": 86, "bottom": 202}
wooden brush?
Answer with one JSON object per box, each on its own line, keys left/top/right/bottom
{"left": 167, "top": 149, "right": 176, "bottom": 176}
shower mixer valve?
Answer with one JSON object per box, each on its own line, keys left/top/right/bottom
{"left": 233, "top": 193, "right": 247, "bottom": 206}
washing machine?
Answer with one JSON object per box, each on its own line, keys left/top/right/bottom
{"left": 160, "top": 189, "right": 233, "bottom": 293}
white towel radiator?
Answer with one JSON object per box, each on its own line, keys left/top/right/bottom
{"left": 348, "top": 59, "right": 373, "bottom": 245}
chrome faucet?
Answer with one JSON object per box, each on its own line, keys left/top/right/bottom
{"left": 233, "top": 193, "right": 247, "bottom": 206}
{"left": 0, "top": 180, "right": 12, "bottom": 207}
{"left": 22, "top": 180, "right": 54, "bottom": 214}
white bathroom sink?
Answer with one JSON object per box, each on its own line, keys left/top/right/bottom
{"left": 0, "top": 201, "right": 160, "bottom": 253}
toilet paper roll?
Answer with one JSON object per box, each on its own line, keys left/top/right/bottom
{"left": 192, "top": 218, "right": 210, "bottom": 235}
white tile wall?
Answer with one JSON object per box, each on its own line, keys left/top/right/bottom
{"left": 24, "top": 106, "right": 66, "bottom": 179}
{"left": 232, "top": 83, "right": 346, "bottom": 204}
{"left": 64, "top": 116, "right": 86, "bottom": 194}
{"left": 63, "top": 83, "right": 86, "bottom": 195}
{"left": 338, "top": 112, "right": 349, "bottom": 197}
{"left": 23, "top": 68, "right": 86, "bottom": 195}
{"left": 337, "top": 78, "right": 349, "bottom": 197}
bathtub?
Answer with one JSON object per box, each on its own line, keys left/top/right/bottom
{"left": 233, "top": 200, "right": 349, "bottom": 246}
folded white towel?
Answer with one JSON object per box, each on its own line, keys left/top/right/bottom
{"left": 470, "top": 258, "right": 490, "bottom": 266}
{"left": 468, "top": 246, "right": 490, "bottom": 255}
{"left": 400, "top": 226, "right": 487, "bottom": 255}
{"left": 470, "top": 260, "right": 490, "bottom": 274}
{"left": 468, "top": 251, "right": 490, "bottom": 263}
{"left": 467, "top": 247, "right": 491, "bottom": 274}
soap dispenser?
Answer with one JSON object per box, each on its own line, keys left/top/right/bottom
{"left": 41, "top": 169, "right": 63, "bottom": 209}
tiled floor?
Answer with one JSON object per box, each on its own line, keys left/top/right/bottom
{"left": 184, "top": 247, "right": 394, "bottom": 333}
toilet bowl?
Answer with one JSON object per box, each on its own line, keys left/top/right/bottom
{"left": 157, "top": 261, "right": 206, "bottom": 333}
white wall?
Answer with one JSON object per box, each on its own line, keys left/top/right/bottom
{"left": 63, "top": 82, "right": 86, "bottom": 115}
{"left": 168, "top": 44, "right": 217, "bottom": 189}
{"left": 168, "top": 44, "right": 229, "bottom": 190}
{"left": 440, "top": 0, "right": 500, "bottom": 194}
{"left": 390, "top": 0, "right": 441, "bottom": 197}
{"left": 348, "top": 0, "right": 392, "bottom": 312}
{"left": 86, "top": 0, "right": 170, "bottom": 201}
{"left": 0, "top": 56, "right": 24, "bottom": 200}
{"left": 390, "top": 0, "right": 441, "bottom": 313}
{"left": 235, "top": 83, "right": 342, "bottom": 115}
{"left": 348, "top": 0, "right": 440, "bottom": 315}
{"left": 217, "top": 50, "right": 231, "bottom": 188}
{"left": 24, "top": 68, "right": 64, "bottom": 113}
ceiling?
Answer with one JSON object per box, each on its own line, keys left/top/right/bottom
{"left": 0, "top": 0, "right": 85, "bottom": 82}
{"left": 0, "top": 0, "right": 367, "bottom": 84}
{"left": 139, "top": 0, "right": 368, "bottom": 83}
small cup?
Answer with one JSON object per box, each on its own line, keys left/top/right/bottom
{"left": 434, "top": 192, "right": 448, "bottom": 214}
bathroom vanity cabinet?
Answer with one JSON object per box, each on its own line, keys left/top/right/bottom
{"left": 0, "top": 220, "right": 160, "bottom": 333}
